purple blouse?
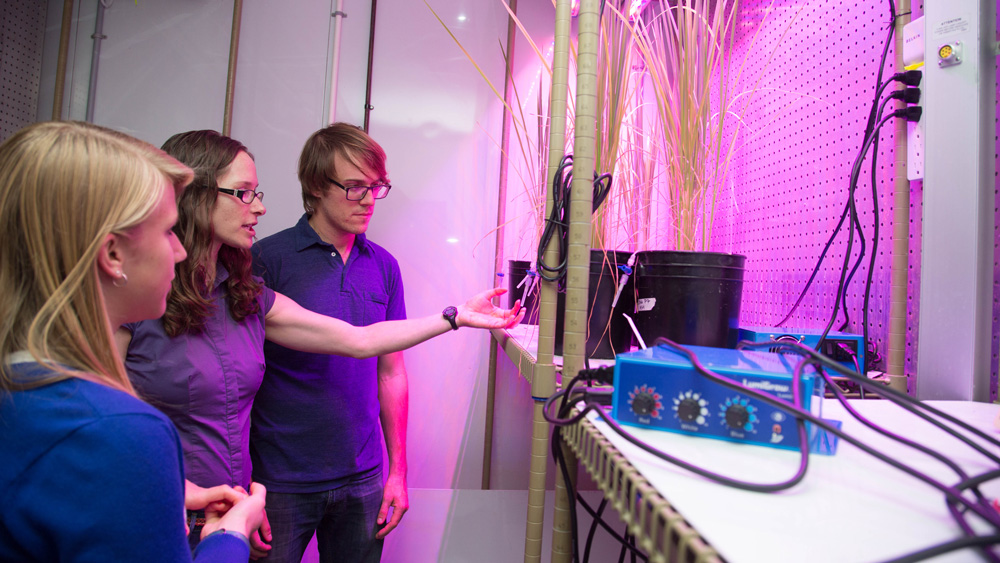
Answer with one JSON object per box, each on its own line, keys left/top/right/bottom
{"left": 125, "top": 265, "right": 276, "bottom": 489}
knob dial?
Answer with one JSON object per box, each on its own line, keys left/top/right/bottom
{"left": 631, "top": 392, "right": 657, "bottom": 416}
{"left": 725, "top": 404, "right": 750, "bottom": 429}
{"left": 676, "top": 398, "right": 701, "bottom": 422}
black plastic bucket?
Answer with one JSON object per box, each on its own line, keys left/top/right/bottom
{"left": 554, "top": 249, "right": 636, "bottom": 359}
{"left": 507, "top": 260, "right": 540, "bottom": 325}
{"left": 633, "top": 251, "right": 746, "bottom": 349}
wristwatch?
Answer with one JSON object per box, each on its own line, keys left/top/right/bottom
{"left": 442, "top": 306, "right": 459, "bottom": 331}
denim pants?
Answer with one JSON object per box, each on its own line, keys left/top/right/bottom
{"left": 265, "top": 471, "right": 384, "bottom": 563}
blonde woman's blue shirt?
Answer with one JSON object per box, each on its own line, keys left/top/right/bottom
{"left": 0, "top": 363, "right": 249, "bottom": 562}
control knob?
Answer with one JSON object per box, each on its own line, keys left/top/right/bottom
{"left": 676, "top": 397, "right": 701, "bottom": 422}
{"left": 631, "top": 392, "right": 657, "bottom": 416}
{"left": 628, "top": 385, "right": 662, "bottom": 419}
{"left": 725, "top": 404, "right": 750, "bottom": 429}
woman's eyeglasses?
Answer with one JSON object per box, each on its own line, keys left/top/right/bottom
{"left": 217, "top": 188, "right": 264, "bottom": 204}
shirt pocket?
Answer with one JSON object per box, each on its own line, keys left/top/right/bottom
{"left": 362, "top": 289, "right": 390, "bottom": 325}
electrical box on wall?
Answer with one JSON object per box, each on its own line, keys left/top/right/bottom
{"left": 903, "top": 16, "right": 925, "bottom": 181}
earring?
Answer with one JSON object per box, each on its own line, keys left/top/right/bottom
{"left": 112, "top": 271, "right": 128, "bottom": 288}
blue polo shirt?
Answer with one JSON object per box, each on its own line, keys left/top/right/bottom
{"left": 250, "top": 214, "right": 406, "bottom": 493}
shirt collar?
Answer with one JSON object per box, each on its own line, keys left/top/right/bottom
{"left": 214, "top": 262, "right": 231, "bottom": 289}
{"left": 292, "top": 213, "right": 369, "bottom": 255}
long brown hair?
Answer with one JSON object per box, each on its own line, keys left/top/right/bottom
{"left": 160, "top": 130, "right": 263, "bottom": 337}
{"left": 0, "top": 121, "right": 192, "bottom": 393}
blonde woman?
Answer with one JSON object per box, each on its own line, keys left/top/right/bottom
{"left": 0, "top": 121, "right": 264, "bottom": 562}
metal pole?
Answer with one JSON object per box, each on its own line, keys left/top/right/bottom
{"left": 52, "top": 0, "right": 75, "bottom": 120}
{"left": 222, "top": 0, "right": 243, "bottom": 137}
{"left": 483, "top": 0, "right": 519, "bottom": 491}
{"left": 85, "top": 0, "right": 107, "bottom": 122}
{"left": 325, "top": 0, "right": 347, "bottom": 125}
{"left": 887, "top": 0, "right": 911, "bottom": 383}
{"left": 363, "top": 0, "right": 378, "bottom": 131}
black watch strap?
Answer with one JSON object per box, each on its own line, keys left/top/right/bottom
{"left": 442, "top": 306, "right": 459, "bottom": 330}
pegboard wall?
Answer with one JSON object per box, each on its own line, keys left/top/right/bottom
{"left": 715, "top": 0, "right": 931, "bottom": 379}
{"left": 1, "top": 0, "right": 47, "bottom": 143}
{"left": 718, "top": 0, "right": 998, "bottom": 397}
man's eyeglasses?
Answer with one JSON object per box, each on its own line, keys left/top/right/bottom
{"left": 326, "top": 177, "right": 391, "bottom": 201}
{"left": 217, "top": 188, "right": 264, "bottom": 204}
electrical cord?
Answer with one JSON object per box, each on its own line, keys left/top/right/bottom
{"left": 816, "top": 107, "right": 922, "bottom": 353}
{"left": 537, "top": 156, "right": 575, "bottom": 282}
{"left": 775, "top": 1, "right": 922, "bottom": 370}
{"left": 881, "top": 535, "right": 1000, "bottom": 563}
{"left": 549, "top": 339, "right": 1000, "bottom": 562}
{"left": 545, "top": 353, "right": 813, "bottom": 494}
{"left": 842, "top": 86, "right": 921, "bottom": 335}
{"left": 818, "top": 363, "right": 976, "bottom": 487}
{"left": 737, "top": 340, "right": 1000, "bottom": 557}
{"left": 536, "top": 155, "right": 614, "bottom": 282}
{"left": 857, "top": 85, "right": 920, "bottom": 368}
{"left": 576, "top": 495, "right": 648, "bottom": 563}
{"left": 582, "top": 496, "right": 606, "bottom": 563}
{"left": 738, "top": 337, "right": 1000, "bottom": 464}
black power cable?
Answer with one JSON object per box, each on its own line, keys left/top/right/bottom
{"left": 776, "top": 71, "right": 920, "bottom": 334}
{"left": 817, "top": 107, "right": 922, "bottom": 349}
{"left": 547, "top": 339, "right": 1000, "bottom": 562}
{"left": 549, "top": 369, "right": 648, "bottom": 563}
{"left": 536, "top": 155, "right": 613, "bottom": 283}
{"left": 775, "top": 3, "right": 931, "bottom": 374}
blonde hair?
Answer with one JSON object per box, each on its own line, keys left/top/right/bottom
{"left": 0, "top": 121, "right": 193, "bottom": 394}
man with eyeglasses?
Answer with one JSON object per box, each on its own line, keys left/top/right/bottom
{"left": 250, "top": 123, "right": 408, "bottom": 563}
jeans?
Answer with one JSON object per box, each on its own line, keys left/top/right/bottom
{"left": 265, "top": 471, "right": 384, "bottom": 563}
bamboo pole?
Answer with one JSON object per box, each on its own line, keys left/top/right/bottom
{"left": 552, "top": 0, "right": 600, "bottom": 560}
{"left": 887, "top": 0, "right": 911, "bottom": 382}
{"left": 523, "top": 0, "right": 573, "bottom": 560}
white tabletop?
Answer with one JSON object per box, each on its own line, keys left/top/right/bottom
{"left": 586, "top": 399, "right": 1000, "bottom": 562}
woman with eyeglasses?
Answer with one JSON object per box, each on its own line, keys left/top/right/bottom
{"left": 0, "top": 121, "right": 265, "bottom": 561}
{"left": 116, "top": 130, "right": 523, "bottom": 555}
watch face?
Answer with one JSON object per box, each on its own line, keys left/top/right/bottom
{"left": 443, "top": 306, "right": 458, "bottom": 329}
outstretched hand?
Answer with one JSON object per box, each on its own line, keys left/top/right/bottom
{"left": 457, "top": 288, "right": 524, "bottom": 330}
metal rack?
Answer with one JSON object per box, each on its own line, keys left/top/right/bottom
{"left": 561, "top": 410, "right": 721, "bottom": 563}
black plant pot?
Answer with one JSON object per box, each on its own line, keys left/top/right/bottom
{"left": 632, "top": 250, "right": 746, "bottom": 349}
{"left": 554, "top": 249, "right": 636, "bottom": 360}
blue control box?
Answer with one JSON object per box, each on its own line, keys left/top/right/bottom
{"left": 738, "top": 326, "right": 865, "bottom": 374}
{"left": 611, "top": 345, "right": 838, "bottom": 454}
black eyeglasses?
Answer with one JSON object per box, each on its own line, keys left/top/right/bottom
{"left": 326, "top": 177, "right": 392, "bottom": 201}
{"left": 217, "top": 187, "right": 264, "bottom": 204}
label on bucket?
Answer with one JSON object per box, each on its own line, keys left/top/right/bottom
{"left": 636, "top": 297, "right": 656, "bottom": 312}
